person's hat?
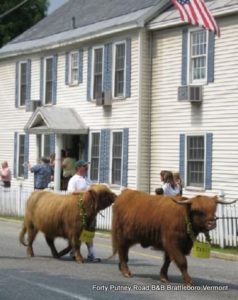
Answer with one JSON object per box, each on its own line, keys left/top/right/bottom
{"left": 41, "top": 156, "right": 50, "bottom": 163}
{"left": 75, "top": 160, "right": 90, "bottom": 168}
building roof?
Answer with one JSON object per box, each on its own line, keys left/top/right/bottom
{"left": 24, "top": 106, "right": 88, "bottom": 134}
{"left": 0, "top": 0, "right": 170, "bottom": 59}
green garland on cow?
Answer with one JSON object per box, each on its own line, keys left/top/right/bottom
{"left": 185, "top": 216, "right": 211, "bottom": 244}
{"left": 77, "top": 195, "right": 87, "bottom": 229}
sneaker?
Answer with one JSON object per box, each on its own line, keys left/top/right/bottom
{"left": 86, "top": 255, "right": 101, "bottom": 263}
{"left": 69, "top": 249, "right": 75, "bottom": 259}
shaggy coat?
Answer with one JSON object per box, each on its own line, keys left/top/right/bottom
{"left": 111, "top": 189, "right": 220, "bottom": 285}
{"left": 19, "top": 184, "right": 116, "bottom": 262}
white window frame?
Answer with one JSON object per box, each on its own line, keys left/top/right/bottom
{"left": 69, "top": 51, "right": 79, "bottom": 85}
{"left": 110, "top": 130, "right": 123, "bottom": 185}
{"left": 18, "top": 61, "right": 28, "bottom": 107}
{"left": 188, "top": 29, "right": 208, "bottom": 85}
{"left": 185, "top": 134, "right": 206, "bottom": 189}
{"left": 16, "top": 133, "right": 26, "bottom": 178}
{"left": 112, "top": 41, "right": 126, "bottom": 99}
{"left": 91, "top": 46, "right": 104, "bottom": 100}
{"left": 43, "top": 56, "right": 54, "bottom": 105}
{"left": 89, "top": 131, "right": 101, "bottom": 182}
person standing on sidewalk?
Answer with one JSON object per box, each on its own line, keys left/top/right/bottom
{"left": 67, "top": 159, "right": 100, "bottom": 262}
{"left": 0, "top": 161, "right": 11, "bottom": 188}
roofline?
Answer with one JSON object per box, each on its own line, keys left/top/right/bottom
{"left": 147, "top": 5, "right": 238, "bottom": 31}
{"left": 0, "top": 22, "right": 140, "bottom": 60}
{"left": 0, "top": 1, "right": 172, "bottom": 60}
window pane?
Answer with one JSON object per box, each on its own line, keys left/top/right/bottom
{"left": 45, "top": 58, "right": 53, "bottom": 104}
{"left": 190, "top": 30, "right": 207, "bottom": 82}
{"left": 93, "top": 48, "right": 103, "bottom": 99}
{"left": 114, "top": 43, "right": 125, "bottom": 97}
{"left": 44, "top": 135, "right": 51, "bottom": 157}
{"left": 112, "top": 132, "right": 122, "bottom": 184}
{"left": 187, "top": 136, "right": 204, "bottom": 187}
{"left": 90, "top": 133, "right": 100, "bottom": 181}
{"left": 18, "top": 135, "right": 25, "bottom": 177}
{"left": 20, "top": 63, "right": 27, "bottom": 106}
{"left": 70, "top": 52, "right": 79, "bottom": 83}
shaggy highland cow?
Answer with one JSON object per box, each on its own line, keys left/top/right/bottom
{"left": 19, "top": 184, "right": 116, "bottom": 262}
{"left": 111, "top": 189, "right": 236, "bottom": 285}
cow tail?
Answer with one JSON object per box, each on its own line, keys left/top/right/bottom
{"left": 19, "top": 223, "right": 28, "bottom": 247}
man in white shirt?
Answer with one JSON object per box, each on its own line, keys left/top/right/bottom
{"left": 67, "top": 160, "right": 100, "bottom": 262}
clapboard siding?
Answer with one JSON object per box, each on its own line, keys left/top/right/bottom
{"left": 150, "top": 15, "right": 238, "bottom": 200}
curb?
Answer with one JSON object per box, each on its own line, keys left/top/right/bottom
{"left": 210, "top": 251, "right": 238, "bottom": 261}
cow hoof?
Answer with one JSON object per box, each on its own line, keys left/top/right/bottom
{"left": 122, "top": 271, "right": 132, "bottom": 278}
{"left": 27, "top": 249, "right": 34, "bottom": 257}
{"left": 160, "top": 276, "right": 169, "bottom": 284}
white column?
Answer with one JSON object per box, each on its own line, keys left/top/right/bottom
{"left": 54, "top": 134, "right": 63, "bottom": 191}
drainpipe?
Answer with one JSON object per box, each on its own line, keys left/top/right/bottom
{"left": 54, "top": 134, "right": 63, "bottom": 191}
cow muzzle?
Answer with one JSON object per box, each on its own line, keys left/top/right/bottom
{"left": 206, "top": 218, "right": 217, "bottom": 231}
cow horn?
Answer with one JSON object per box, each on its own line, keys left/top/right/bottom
{"left": 172, "top": 197, "right": 193, "bottom": 204}
{"left": 216, "top": 198, "right": 238, "bottom": 205}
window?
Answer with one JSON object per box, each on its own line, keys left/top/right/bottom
{"left": 114, "top": 42, "right": 126, "bottom": 97}
{"left": 111, "top": 131, "right": 123, "bottom": 185}
{"left": 187, "top": 135, "right": 204, "bottom": 187}
{"left": 90, "top": 132, "right": 100, "bottom": 181}
{"left": 17, "top": 134, "right": 26, "bottom": 177}
{"left": 92, "top": 47, "right": 103, "bottom": 99}
{"left": 189, "top": 30, "right": 208, "bottom": 83}
{"left": 19, "top": 62, "right": 27, "bottom": 106}
{"left": 44, "top": 57, "right": 54, "bottom": 104}
{"left": 69, "top": 51, "right": 79, "bottom": 84}
{"left": 37, "top": 135, "right": 51, "bottom": 159}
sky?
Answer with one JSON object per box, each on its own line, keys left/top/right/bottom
{"left": 48, "top": 0, "right": 69, "bottom": 14}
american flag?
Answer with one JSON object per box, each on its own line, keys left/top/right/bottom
{"left": 172, "top": 0, "right": 220, "bottom": 36}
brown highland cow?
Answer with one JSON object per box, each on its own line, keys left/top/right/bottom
{"left": 111, "top": 189, "right": 236, "bottom": 285}
{"left": 19, "top": 184, "right": 116, "bottom": 262}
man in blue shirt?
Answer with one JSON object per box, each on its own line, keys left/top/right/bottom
{"left": 30, "top": 157, "right": 53, "bottom": 190}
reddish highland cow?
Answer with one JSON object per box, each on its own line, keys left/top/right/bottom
{"left": 111, "top": 189, "right": 236, "bottom": 285}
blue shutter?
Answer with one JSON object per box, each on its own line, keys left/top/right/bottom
{"left": 27, "top": 59, "right": 31, "bottom": 100}
{"left": 52, "top": 54, "right": 58, "bottom": 105}
{"left": 78, "top": 48, "right": 83, "bottom": 84}
{"left": 122, "top": 128, "right": 129, "bottom": 187}
{"left": 50, "top": 134, "right": 55, "bottom": 155}
{"left": 87, "top": 47, "right": 92, "bottom": 101}
{"left": 205, "top": 133, "right": 213, "bottom": 190}
{"left": 99, "top": 129, "right": 110, "bottom": 183}
{"left": 179, "top": 134, "right": 186, "bottom": 183}
{"left": 40, "top": 57, "right": 44, "bottom": 103}
{"left": 13, "top": 132, "right": 18, "bottom": 178}
{"left": 24, "top": 134, "right": 29, "bottom": 179}
{"left": 125, "top": 38, "right": 131, "bottom": 98}
{"left": 65, "top": 52, "right": 69, "bottom": 85}
{"left": 15, "top": 62, "right": 19, "bottom": 108}
{"left": 181, "top": 29, "right": 188, "bottom": 86}
{"left": 103, "top": 43, "right": 112, "bottom": 93}
{"left": 207, "top": 32, "right": 215, "bottom": 83}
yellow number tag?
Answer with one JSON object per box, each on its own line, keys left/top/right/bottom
{"left": 80, "top": 230, "right": 95, "bottom": 243}
{"left": 192, "top": 240, "right": 211, "bottom": 259}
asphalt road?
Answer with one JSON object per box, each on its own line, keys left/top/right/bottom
{"left": 0, "top": 220, "right": 237, "bottom": 300}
